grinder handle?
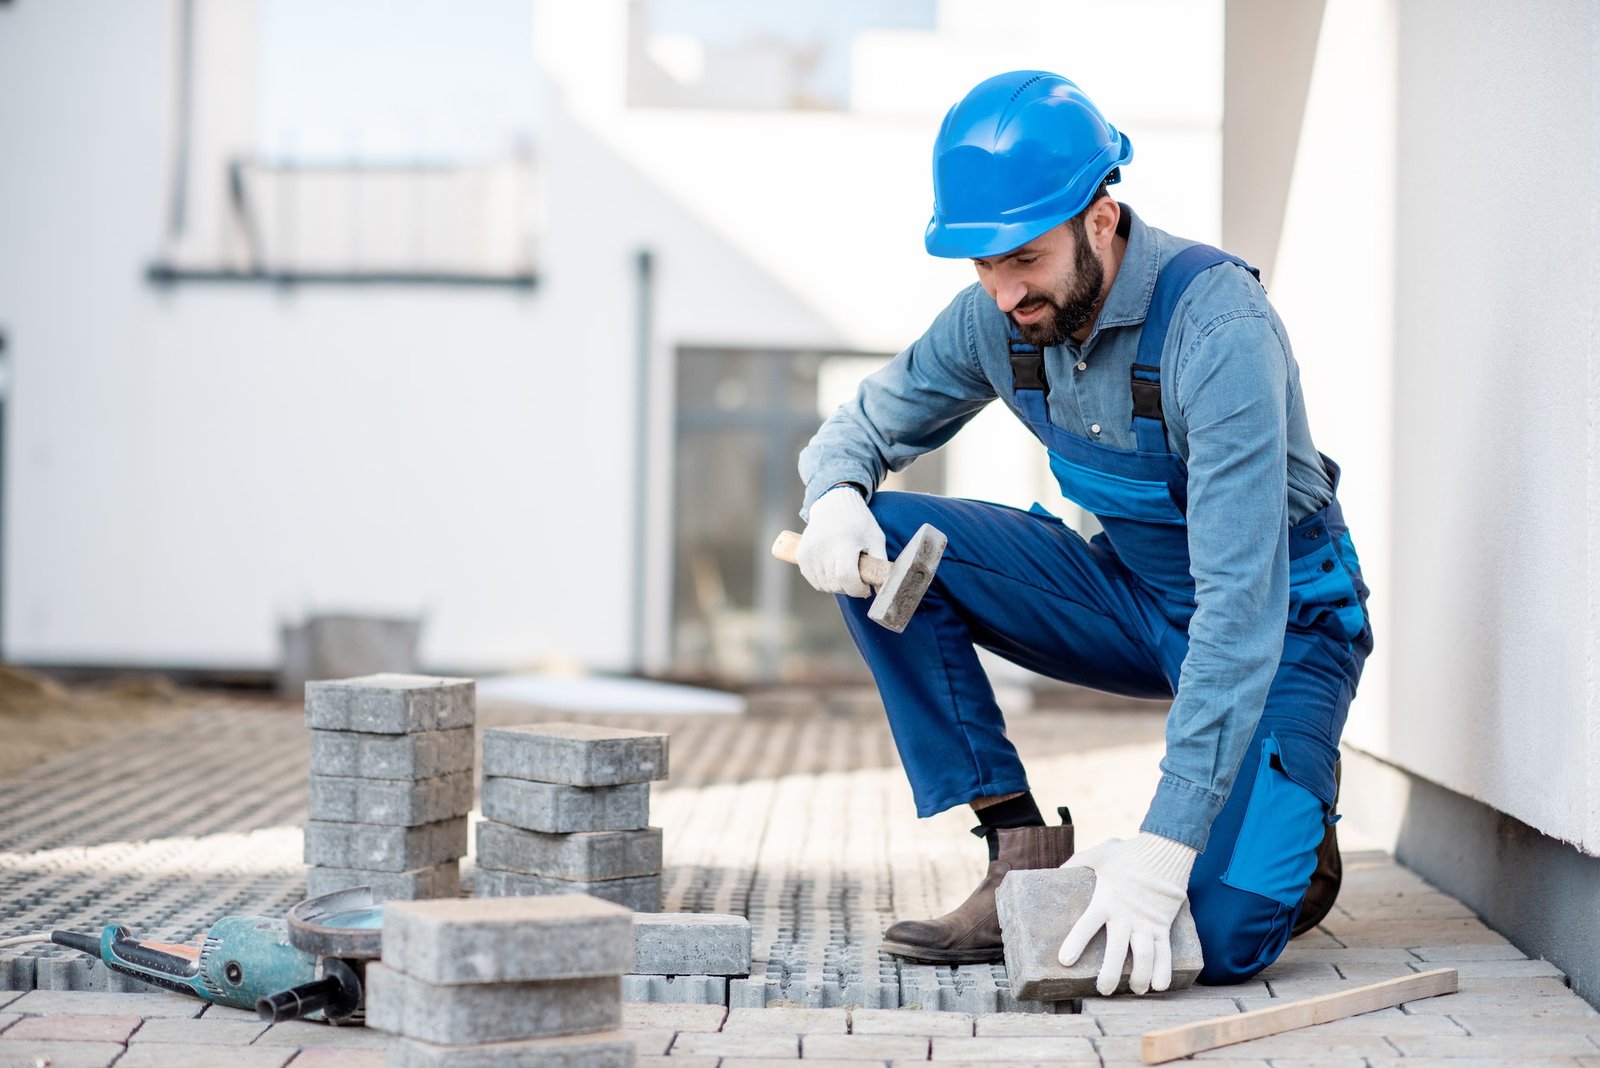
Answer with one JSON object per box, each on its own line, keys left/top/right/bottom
{"left": 771, "top": 531, "right": 891, "bottom": 587}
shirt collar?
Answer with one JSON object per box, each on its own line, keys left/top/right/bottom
{"left": 1084, "top": 202, "right": 1161, "bottom": 339}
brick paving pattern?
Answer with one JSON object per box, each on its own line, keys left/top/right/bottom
{"left": 0, "top": 690, "right": 1593, "bottom": 1062}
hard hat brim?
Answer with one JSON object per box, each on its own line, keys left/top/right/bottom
{"left": 924, "top": 214, "right": 1072, "bottom": 260}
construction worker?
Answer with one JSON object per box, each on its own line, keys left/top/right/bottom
{"left": 794, "top": 71, "right": 1371, "bottom": 996}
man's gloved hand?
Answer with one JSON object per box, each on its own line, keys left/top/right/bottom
{"left": 1057, "top": 832, "right": 1199, "bottom": 996}
{"left": 797, "top": 486, "right": 886, "bottom": 598}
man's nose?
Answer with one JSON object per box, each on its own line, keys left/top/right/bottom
{"left": 993, "top": 275, "right": 1028, "bottom": 314}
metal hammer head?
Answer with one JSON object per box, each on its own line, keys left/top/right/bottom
{"left": 867, "top": 523, "right": 947, "bottom": 632}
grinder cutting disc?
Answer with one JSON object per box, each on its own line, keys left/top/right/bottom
{"left": 286, "top": 887, "right": 384, "bottom": 960}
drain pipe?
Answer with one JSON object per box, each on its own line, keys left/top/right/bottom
{"left": 630, "top": 249, "right": 654, "bottom": 674}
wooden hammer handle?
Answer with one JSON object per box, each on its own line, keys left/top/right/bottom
{"left": 772, "top": 531, "right": 892, "bottom": 587}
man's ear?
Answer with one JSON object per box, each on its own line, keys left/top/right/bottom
{"left": 1087, "top": 197, "right": 1120, "bottom": 250}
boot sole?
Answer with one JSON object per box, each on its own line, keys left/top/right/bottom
{"left": 880, "top": 939, "right": 1003, "bottom": 965}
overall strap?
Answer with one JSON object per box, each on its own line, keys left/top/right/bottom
{"left": 1132, "top": 244, "right": 1260, "bottom": 451}
{"left": 1008, "top": 324, "right": 1046, "bottom": 395}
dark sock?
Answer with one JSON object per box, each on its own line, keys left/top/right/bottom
{"left": 970, "top": 792, "right": 1046, "bottom": 860}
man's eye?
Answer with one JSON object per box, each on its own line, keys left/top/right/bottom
{"left": 1015, "top": 257, "right": 1038, "bottom": 266}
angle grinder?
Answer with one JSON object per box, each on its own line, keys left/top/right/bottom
{"left": 46, "top": 887, "right": 383, "bottom": 1024}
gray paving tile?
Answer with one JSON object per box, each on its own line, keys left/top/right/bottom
{"left": 0, "top": 1015, "right": 17, "bottom": 1036}
{"left": 128, "top": 1016, "right": 270, "bottom": 1044}
{"left": 931, "top": 1035, "right": 1098, "bottom": 1061}
{"left": 804, "top": 1033, "right": 931, "bottom": 1059}
{"left": 0, "top": 1040, "right": 126, "bottom": 1068}
{"left": 252, "top": 1019, "right": 392, "bottom": 1048}
{"left": 1, "top": 1012, "right": 141, "bottom": 1042}
{"left": 626, "top": 1026, "right": 675, "bottom": 1055}
{"left": 621, "top": 1001, "right": 727, "bottom": 1031}
{"left": 851, "top": 1008, "right": 975, "bottom": 1036}
{"left": 116, "top": 1046, "right": 298, "bottom": 1068}
{"left": 669, "top": 1030, "right": 800, "bottom": 1057}
{"left": 1387, "top": 1034, "right": 1600, "bottom": 1057}
{"left": 721, "top": 1006, "right": 849, "bottom": 1033}
{"left": 4, "top": 990, "right": 203, "bottom": 1018}
{"left": 972, "top": 1014, "right": 1101, "bottom": 1037}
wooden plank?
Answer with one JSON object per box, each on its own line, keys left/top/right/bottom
{"left": 1140, "top": 967, "right": 1459, "bottom": 1064}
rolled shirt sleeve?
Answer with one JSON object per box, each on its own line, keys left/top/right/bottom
{"left": 799, "top": 287, "right": 997, "bottom": 520}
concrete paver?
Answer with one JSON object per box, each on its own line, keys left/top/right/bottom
{"left": 803, "top": 1032, "right": 931, "bottom": 1059}
{"left": 1, "top": 693, "right": 1597, "bottom": 1064}
{"left": 115, "top": 1046, "right": 297, "bottom": 1067}
{"left": 0, "top": 1039, "right": 126, "bottom": 1067}
{"left": 0, "top": 1012, "right": 141, "bottom": 1042}
{"left": 126, "top": 1015, "right": 270, "bottom": 1043}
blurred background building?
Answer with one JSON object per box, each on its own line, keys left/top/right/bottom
{"left": 1, "top": 0, "right": 1597, "bottom": 1005}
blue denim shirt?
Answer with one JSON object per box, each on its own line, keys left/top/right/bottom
{"left": 798, "top": 205, "right": 1334, "bottom": 851}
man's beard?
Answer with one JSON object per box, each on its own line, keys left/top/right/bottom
{"left": 1010, "top": 232, "right": 1105, "bottom": 347}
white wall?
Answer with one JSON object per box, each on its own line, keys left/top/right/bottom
{"left": 1270, "top": 0, "right": 1600, "bottom": 853}
{"left": 1, "top": 0, "right": 1227, "bottom": 676}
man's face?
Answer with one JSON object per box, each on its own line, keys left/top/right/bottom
{"left": 972, "top": 216, "right": 1104, "bottom": 347}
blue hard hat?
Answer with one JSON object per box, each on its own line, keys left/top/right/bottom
{"left": 925, "top": 71, "right": 1133, "bottom": 259}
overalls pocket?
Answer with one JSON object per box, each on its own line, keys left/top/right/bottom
{"left": 1221, "top": 734, "right": 1332, "bottom": 906}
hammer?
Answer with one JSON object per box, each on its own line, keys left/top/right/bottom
{"left": 770, "top": 523, "right": 948, "bottom": 633}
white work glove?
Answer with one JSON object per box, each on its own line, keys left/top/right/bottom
{"left": 797, "top": 485, "right": 886, "bottom": 598}
{"left": 1058, "top": 832, "right": 1199, "bottom": 996}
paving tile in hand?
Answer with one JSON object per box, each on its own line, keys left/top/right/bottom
{"left": 0, "top": 1012, "right": 142, "bottom": 1043}
{"left": 113, "top": 1046, "right": 299, "bottom": 1068}
{"left": 4, "top": 990, "right": 204, "bottom": 1018}
{"left": 930, "top": 1035, "right": 1099, "bottom": 1061}
{"left": 621, "top": 1001, "right": 727, "bottom": 1031}
{"left": 802, "top": 1033, "right": 931, "bottom": 1060}
{"left": 850, "top": 1008, "right": 974, "bottom": 1036}
{"left": 126, "top": 1015, "right": 270, "bottom": 1044}
{"left": 0, "top": 1040, "right": 128, "bottom": 1068}
{"left": 668, "top": 1030, "right": 800, "bottom": 1057}
{"left": 720, "top": 1006, "right": 849, "bottom": 1033}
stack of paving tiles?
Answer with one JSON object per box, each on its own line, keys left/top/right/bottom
{"left": 474, "top": 722, "right": 667, "bottom": 912}
{"left": 369, "top": 894, "right": 636, "bottom": 1067}
{"left": 304, "top": 674, "right": 475, "bottom": 901}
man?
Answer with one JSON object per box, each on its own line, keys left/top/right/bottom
{"left": 794, "top": 72, "right": 1372, "bottom": 996}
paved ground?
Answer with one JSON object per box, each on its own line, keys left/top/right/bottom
{"left": 0, "top": 688, "right": 1595, "bottom": 1065}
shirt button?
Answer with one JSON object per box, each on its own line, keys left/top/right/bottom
{"left": 1321, "top": 559, "right": 1336, "bottom": 573}
{"left": 1076, "top": 361, "right": 1087, "bottom": 372}
{"left": 1089, "top": 423, "right": 1101, "bottom": 434}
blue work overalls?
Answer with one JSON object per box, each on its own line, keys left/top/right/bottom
{"left": 838, "top": 246, "right": 1373, "bottom": 983}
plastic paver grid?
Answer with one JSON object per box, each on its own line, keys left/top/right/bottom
{"left": 0, "top": 695, "right": 1119, "bottom": 1008}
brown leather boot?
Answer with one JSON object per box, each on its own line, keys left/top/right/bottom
{"left": 1292, "top": 758, "right": 1343, "bottom": 938}
{"left": 881, "top": 817, "right": 1075, "bottom": 964}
